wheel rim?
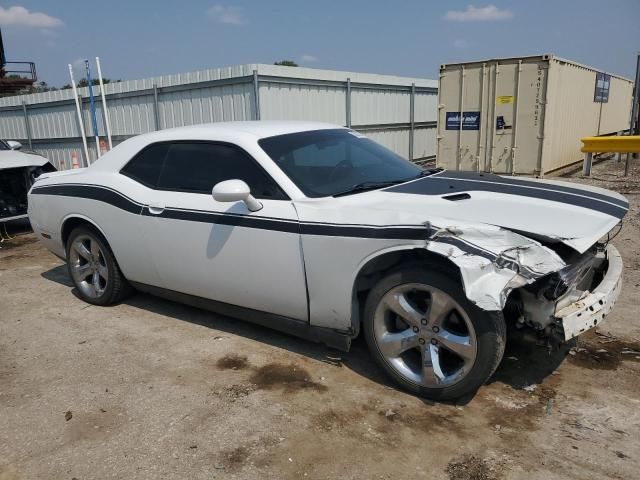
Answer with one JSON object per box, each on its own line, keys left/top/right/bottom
{"left": 69, "top": 234, "right": 109, "bottom": 299}
{"left": 373, "top": 283, "right": 478, "bottom": 388}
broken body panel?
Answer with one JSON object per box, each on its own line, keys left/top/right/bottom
{"left": 294, "top": 170, "right": 627, "bottom": 340}
{"left": 1, "top": 149, "right": 55, "bottom": 221}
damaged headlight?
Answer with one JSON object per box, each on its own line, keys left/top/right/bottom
{"left": 534, "top": 248, "right": 597, "bottom": 301}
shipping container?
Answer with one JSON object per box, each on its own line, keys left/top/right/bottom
{"left": 436, "top": 54, "right": 634, "bottom": 176}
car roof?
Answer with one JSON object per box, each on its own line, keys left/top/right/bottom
{"left": 152, "top": 121, "right": 342, "bottom": 140}
{"left": 86, "top": 120, "right": 346, "bottom": 174}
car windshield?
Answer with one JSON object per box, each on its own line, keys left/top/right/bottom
{"left": 258, "top": 129, "right": 422, "bottom": 197}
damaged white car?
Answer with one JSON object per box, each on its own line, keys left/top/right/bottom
{"left": 28, "top": 122, "right": 627, "bottom": 400}
{"left": 1, "top": 139, "right": 55, "bottom": 224}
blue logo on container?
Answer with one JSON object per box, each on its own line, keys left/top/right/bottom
{"left": 446, "top": 111, "right": 481, "bottom": 130}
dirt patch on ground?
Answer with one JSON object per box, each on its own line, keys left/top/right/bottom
{"left": 0, "top": 234, "right": 37, "bottom": 252}
{"left": 213, "top": 354, "right": 328, "bottom": 393}
{"left": 209, "top": 383, "right": 257, "bottom": 402}
{"left": 0, "top": 252, "right": 36, "bottom": 268}
{"left": 311, "top": 408, "right": 359, "bottom": 432}
{"left": 0, "top": 233, "right": 39, "bottom": 269}
{"left": 568, "top": 331, "right": 640, "bottom": 370}
{"left": 63, "top": 407, "right": 127, "bottom": 444}
{"left": 446, "top": 454, "right": 505, "bottom": 480}
{"left": 375, "top": 404, "right": 465, "bottom": 437}
{"left": 215, "top": 437, "right": 280, "bottom": 472}
{"left": 0, "top": 466, "right": 20, "bottom": 480}
{"left": 220, "top": 445, "right": 250, "bottom": 472}
{"left": 483, "top": 381, "right": 557, "bottom": 437}
{"left": 249, "top": 363, "right": 328, "bottom": 393}
{"left": 216, "top": 353, "right": 250, "bottom": 370}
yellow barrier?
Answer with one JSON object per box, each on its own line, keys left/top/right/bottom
{"left": 581, "top": 135, "right": 640, "bottom": 176}
{"left": 581, "top": 136, "right": 640, "bottom": 153}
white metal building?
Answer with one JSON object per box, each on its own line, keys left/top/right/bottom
{"left": 0, "top": 64, "right": 438, "bottom": 169}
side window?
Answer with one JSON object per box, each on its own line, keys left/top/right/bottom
{"left": 156, "top": 142, "right": 287, "bottom": 199}
{"left": 120, "top": 143, "right": 169, "bottom": 188}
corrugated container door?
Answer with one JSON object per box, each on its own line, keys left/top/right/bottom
{"left": 489, "top": 61, "right": 520, "bottom": 173}
{"left": 513, "top": 59, "right": 549, "bottom": 175}
{"left": 486, "top": 58, "right": 549, "bottom": 175}
{"left": 437, "top": 65, "right": 486, "bottom": 172}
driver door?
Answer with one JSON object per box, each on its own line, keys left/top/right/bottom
{"left": 142, "top": 141, "right": 308, "bottom": 321}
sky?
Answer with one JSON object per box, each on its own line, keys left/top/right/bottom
{"left": 1, "top": 1, "right": 639, "bottom": 87}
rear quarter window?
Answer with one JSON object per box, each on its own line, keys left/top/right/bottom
{"left": 120, "top": 143, "right": 169, "bottom": 188}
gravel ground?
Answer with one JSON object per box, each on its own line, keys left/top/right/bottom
{"left": 1, "top": 157, "right": 639, "bottom": 480}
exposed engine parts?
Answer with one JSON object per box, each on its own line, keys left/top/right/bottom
{"left": 504, "top": 244, "right": 610, "bottom": 348}
{"left": 1, "top": 164, "right": 56, "bottom": 220}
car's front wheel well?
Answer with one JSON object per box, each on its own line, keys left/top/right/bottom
{"left": 350, "top": 248, "right": 463, "bottom": 336}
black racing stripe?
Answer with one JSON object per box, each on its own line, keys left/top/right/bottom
{"left": 434, "top": 236, "right": 496, "bottom": 261}
{"left": 146, "top": 207, "right": 430, "bottom": 239}
{"left": 31, "top": 184, "right": 143, "bottom": 214}
{"left": 437, "top": 171, "right": 629, "bottom": 208}
{"left": 142, "top": 207, "right": 301, "bottom": 234}
{"left": 434, "top": 236, "right": 541, "bottom": 278}
{"left": 387, "top": 173, "right": 628, "bottom": 219}
{"left": 32, "top": 183, "right": 431, "bottom": 240}
{"left": 301, "top": 223, "right": 429, "bottom": 239}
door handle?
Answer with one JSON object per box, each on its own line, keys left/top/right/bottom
{"left": 147, "top": 202, "right": 165, "bottom": 215}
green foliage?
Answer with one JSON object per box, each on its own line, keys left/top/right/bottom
{"left": 61, "top": 78, "right": 119, "bottom": 89}
{"left": 274, "top": 60, "right": 298, "bottom": 67}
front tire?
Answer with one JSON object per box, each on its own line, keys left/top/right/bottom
{"left": 65, "top": 225, "right": 132, "bottom": 306}
{"left": 363, "top": 268, "right": 505, "bottom": 401}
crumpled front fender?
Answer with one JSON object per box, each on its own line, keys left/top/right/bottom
{"left": 424, "top": 223, "right": 566, "bottom": 310}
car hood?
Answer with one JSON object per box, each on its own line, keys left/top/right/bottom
{"left": 297, "top": 171, "right": 628, "bottom": 253}
{"left": 0, "top": 150, "right": 51, "bottom": 170}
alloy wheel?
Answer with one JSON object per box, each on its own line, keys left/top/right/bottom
{"left": 372, "top": 283, "right": 478, "bottom": 388}
{"left": 69, "top": 234, "right": 109, "bottom": 298}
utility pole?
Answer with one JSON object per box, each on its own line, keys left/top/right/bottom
{"left": 625, "top": 52, "right": 640, "bottom": 175}
{"left": 630, "top": 52, "right": 640, "bottom": 136}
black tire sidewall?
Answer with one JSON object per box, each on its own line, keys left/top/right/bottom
{"left": 363, "top": 268, "right": 505, "bottom": 401}
{"left": 65, "top": 226, "right": 119, "bottom": 306}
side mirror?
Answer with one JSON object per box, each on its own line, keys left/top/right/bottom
{"left": 7, "top": 140, "right": 22, "bottom": 150}
{"left": 212, "top": 179, "right": 263, "bottom": 212}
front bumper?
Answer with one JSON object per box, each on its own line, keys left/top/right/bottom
{"left": 555, "top": 244, "right": 623, "bottom": 341}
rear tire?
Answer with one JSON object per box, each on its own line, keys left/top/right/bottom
{"left": 65, "top": 225, "right": 133, "bottom": 306}
{"left": 363, "top": 268, "right": 505, "bottom": 401}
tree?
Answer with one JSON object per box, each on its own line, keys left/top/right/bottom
{"left": 0, "top": 80, "right": 57, "bottom": 97}
{"left": 61, "top": 78, "right": 118, "bottom": 89}
{"left": 0, "top": 77, "right": 120, "bottom": 97}
{"left": 274, "top": 60, "right": 298, "bottom": 67}
{"left": 27, "top": 81, "right": 56, "bottom": 93}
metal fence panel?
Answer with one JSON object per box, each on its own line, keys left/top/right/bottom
{"left": 351, "top": 88, "right": 411, "bottom": 125}
{"left": 365, "top": 128, "right": 412, "bottom": 158}
{"left": 413, "top": 126, "right": 437, "bottom": 160}
{"left": 414, "top": 91, "right": 438, "bottom": 123}
{"left": 30, "top": 103, "right": 77, "bottom": 138}
{"left": 0, "top": 109, "right": 26, "bottom": 139}
{"left": 0, "top": 63, "right": 437, "bottom": 168}
{"left": 259, "top": 81, "right": 346, "bottom": 123}
{"left": 105, "top": 94, "right": 155, "bottom": 135}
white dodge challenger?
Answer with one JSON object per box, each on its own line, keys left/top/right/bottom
{"left": 28, "top": 121, "right": 627, "bottom": 400}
